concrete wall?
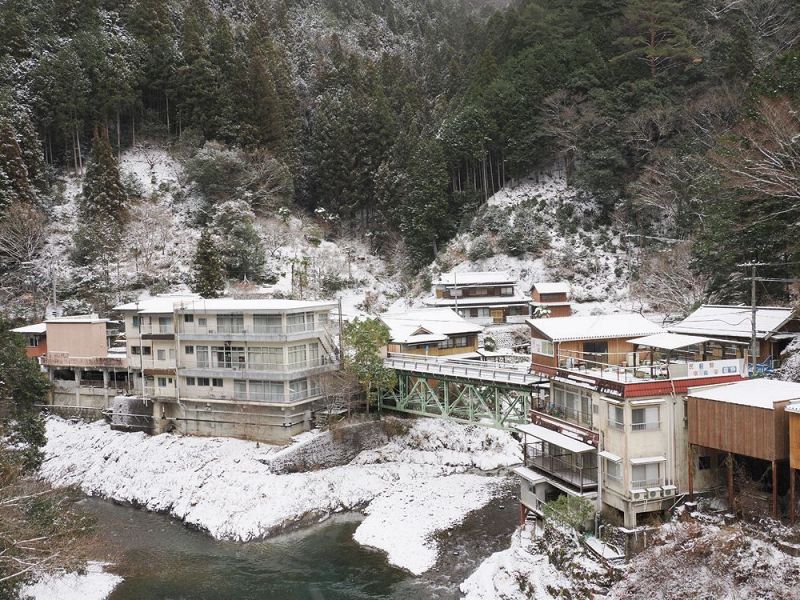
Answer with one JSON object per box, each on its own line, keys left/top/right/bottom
{"left": 270, "top": 420, "right": 391, "bottom": 473}
{"left": 47, "top": 321, "right": 107, "bottom": 358}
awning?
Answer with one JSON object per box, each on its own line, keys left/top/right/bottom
{"left": 515, "top": 423, "right": 595, "bottom": 453}
{"left": 630, "top": 456, "right": 667, "bottom": 465}
{"left": 512, "top": 466, "right": 548, "bottom": 484}
{"left": 628, "top": 332, "right": 711, "bottom": 351}
{"left": 599, "top": 450, "right": 622, "bottom": 463}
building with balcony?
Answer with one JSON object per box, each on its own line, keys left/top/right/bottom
{"left": 529, "top": 282, "right": 572, "bottom": 318}
{"left": 379, "top": 308, "right": 483, "bottom": 358}
{"left": 669, "top": 305, "right": 800, "bottom": 371}
{"left": 422, "top": 271, "right": 530, "bottom": 325}
{"left": 12, "top": 316, "right": 129, "bottom": 415}
{"left": 114, "top": 296, "right": 339, "bottom": 443}
{"left": 520, "top": 314, "right": 749, "bottom": 527}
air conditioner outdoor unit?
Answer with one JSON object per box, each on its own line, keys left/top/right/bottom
{"left": 647, "top": 487, "right": 663, "bottom": 500}
{"left": 630, "top": 488, "right": 646, "bottom": 501}
{"left": 662, "top": 484, "right": 677, "bottom": 497}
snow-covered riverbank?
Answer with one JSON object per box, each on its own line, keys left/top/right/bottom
{"left": 39, "top": 417, "right": 520, "bottom": 575}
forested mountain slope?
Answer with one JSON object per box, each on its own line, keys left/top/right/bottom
{"left": 0, "top": 0, "right": 798, "bottom": 319}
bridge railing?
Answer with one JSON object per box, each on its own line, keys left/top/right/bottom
{"left": 384, "top": 353, "right": 543, "bottom": 386}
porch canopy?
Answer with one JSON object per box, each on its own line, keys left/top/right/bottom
{"left": 628, "top": 332, "right": 711, "bottom": 351}
{"left": 515, "top": 423, "right": 595, "bottom": 453}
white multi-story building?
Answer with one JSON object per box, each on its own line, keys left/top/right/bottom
{"left": 114, "top": 296, "right": 338, "bottom": 442}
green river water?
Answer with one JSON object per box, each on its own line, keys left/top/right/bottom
{"left": 81, "top": 479, "right": 518, "bottom": 600}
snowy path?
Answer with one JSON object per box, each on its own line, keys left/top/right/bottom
{"left": 40, "top": 417, "right": 521, "bottom": 574}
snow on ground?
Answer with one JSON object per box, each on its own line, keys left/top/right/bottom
{"left": 460, "top": 525, "right": 581, "bottom": 600}
{"left": 354, "top": 474, "right": 505, "bottom": 575}
{"left": 20, "top": 561, "right": 123, "bottom": 600}
{"left": 39, "top": 416, "right": 520, "bottom": 574}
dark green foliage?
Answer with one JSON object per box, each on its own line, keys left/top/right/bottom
{"left": 0, "top": 118, "right": 34, "bottom": 210}
{"left": 190, "top": 228, "right": 225, "bottom": 298}
{"left": 212, "top": 201, "right": 266, "bottom": 282}
{"left": 80, "top": 130, "right": 126, "bottom": 222}
{"left": 0, "top": 318, "right": 50, "bottom": 471}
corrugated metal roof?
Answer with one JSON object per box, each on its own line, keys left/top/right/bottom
{"left": 527, "top": 313, "right": 663, "bottom": 342}
{"left": 379, "top": 308, "right": 483, "bottom": 344}
{"left": 669, "top": 305, "right": 796, "bottom": 340}
{"left": 435, "top": 270, "right": 516, "bottom": 286}
{"left": 11, "top": 323, "right": 47, "bottom": 334}
{"left": 688, "top": 378, "right": 800, "bottom": 409}
{"left": 532, "top": 282, "right": 570, "bottom": 294}
{"left": 514, "top": 423, "right": 595, "bottom": 453}
{"left": 628, "top": 332, "right": 711, "bottom": 350}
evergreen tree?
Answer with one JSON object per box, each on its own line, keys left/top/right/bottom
{"left": 612, "top": 0, "right": 697, "bottom": 78}
{"left": 212, "top": 200, "right": 266, "bottom": 282}
{"left": 0, "top": 118, "right": 34, "bottom": 211}
{"left": 80, "top": 129, "right": 127, "bottom": 223}
{"left": 0, "top": 318, "right": 50, "bottom": 470}
{"left": 191, "top": 228, "right": 226, "bottom": 298}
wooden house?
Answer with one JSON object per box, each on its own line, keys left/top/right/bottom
{"left": 423, "top": 271, "right": 529, "bottom": 325}
{"left": 530, "top": 282, "right": 572, "bottom": 318}
{"left": 379, "top": 308, "right": 483, "bottom": 358}
{"left": 670, "top": 305, "right": 800, "bottom": 368}
{"left": 527, "top": 313, "right": 664, "bottom": 372}
{"left": 11, "top": 322, "right": 47, "bottom": 359}
{"left": 687, "top": 379, "right": 800, "bottom": 519}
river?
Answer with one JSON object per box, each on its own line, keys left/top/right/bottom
{"left": 81, "top": 478, "right": 518, "bottom": 600}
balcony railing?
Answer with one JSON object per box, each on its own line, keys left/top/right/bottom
{"left": 524, "top": 444, "right": 597, "bottom": 492}
{"left": 144, "top": 386, "right": 177, "bottom": 398}
{"left": 631, "top": 421, "right": 661, "bottom": 432}
{"left": 631, "top": 478, "right": 663, "bottom": 489}
{"left": 533, "top": 402, "right": 592, "bottom": 428}
{"left": 180, "top": 357, "right": 335, "bottom": 372}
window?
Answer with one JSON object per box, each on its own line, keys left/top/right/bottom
{"left": 439, "top": 336, "right": 469, "bottom": 350}
{"left": 196, "top": 346, "right": 209, "bottom": 367}
{"left": 212, "top": 378, "right": 223, "bottom": 387}
{"left": 698, "top": 456, "right": 712, "bottom": 470}
{"left": 184, "top": 314, "right": 194, "bottom": 323}
{"left": 132, "top": 316, "right": 140, "bottom": 328}
{"left": 217, "top": 314, "right": 244, "bottom": 334}
{"left": 28, "top": 336, "right": 41, "bottom": 347}
{"left": 234, "top": 381, "right": 247, "bottom": 400}
{"left": 185, "top": 345, "right": 194, "bottom": 354}
{"left": 583, "top": 341, "right": 608, "bottom": 363}
{"left": 169, "top": 348, "right": 175, "bottom": 360}
{"left": 131, "top": 346, "right": 139, "bottom": 355}
{"left": 632, "top": 463, "right": 661, "bottom": 488}
{"left": 287, "top": 312, "right": 314, "bottom": 332}
{"left": 289, "top": 378, "right": 308, "bottom": 400}
{"left": 158, "top": 316, "right": 172, "bottom": 333}
{"left": 157, "top": 377, "right": 167, "bottom": 387}
{"left": 253, "top": 314, "right": 282, "bottom": 334}
{"left": 186, "top": 377, "right": 196, "bottom": 386}
{"left": 157, "top": 349, "right": 166, "bottom": 361}
{"left": 308, "top": 343, "right": 320, "bottom": 365}
{"left": 143, "top": 346, "right": 151, "bottom": 356}
{"left": 631, "top": 406, "right": 660, "bottom": 431}
{"left": 500, "top": 286, "right": 514, "bottom": 296}
{"left": 532, "top": 338, "right": 554, "bottom": 357}
{"left": 605, "top": 460, "right": 622, "bottom": 482}
{"left": 198, "top": 317, "right": 207, "bottom": 327}
{"left": 211, "top": 346, "right": 245, "bottom": 369}
{"left": 197, "top": 377, "right": 210, "bottom": 387}
{"left": 248, "top": 347, "right": 282, "bottom": 369}
{"left": 288, "top": 345, "right": 307, "bottom": 366}
{"left": 608, "top": 405, "right": 624, "bottom": 429}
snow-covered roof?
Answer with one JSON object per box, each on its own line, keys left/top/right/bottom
{"left": 532, "top": 282, "right": 570, "bottom": 294}
{"left": 514, "top": 423, "right": 595, "bottom": 453}
{"left": 11, "top": 323, "right": 46, "bottom": 334}
{"left": 114, "top": 295, "right": 200, "bottom": 313}
{"left": 670, "top": 305, "right": 796, "bottom": 340}
{"left": 527, "top": 313, "right": 663, "bottom": 342}
{"left": 114, "top": 295, "right": 335, "bottom": 314}
{"left": 423, "top": 294, "right": 529, "bottom": 307}
{"left": 46, "top": 315, "right": 109, "bottom": 324}
{"left": 785, "top": 403, "right": 800, "bottom": 415}
{"left": 379, "top": 308, "right": 483, "bottom": 344}
{"left": 689, "top": 379, "right": 800, "bottom": 409}
{"left": 434, "top": 271, "right": 516, "bottom": 286}
{"left": 628, "top": 332, "right": 711, "bottom": 351}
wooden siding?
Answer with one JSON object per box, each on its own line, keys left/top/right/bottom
{"left": 790, "top": 412, "right": 800, "bottom": 470}
{"left": 688, "top": 396, "right": 789, "bottom": 461}
{"left": 388, "top": 340, "right": 478, "bottom": 357}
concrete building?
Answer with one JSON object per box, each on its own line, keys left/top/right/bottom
{"left": 423, "top": 271, "right": 529, "bottom": 325}
{"left": 114, "top": 296, "right": 339, "bottom": 443}
{"left": 34, "top": 316, "right": 128, "bottom": 416}
{"left": 519, "top": 314, "right": 749, "bottom": 527}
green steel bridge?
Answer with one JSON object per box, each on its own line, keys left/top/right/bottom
{"left": 379, "top": 354, "right": 547, "bottom": 430}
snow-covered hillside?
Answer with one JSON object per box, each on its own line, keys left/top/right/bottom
{"left": 424, "top": 175, "right": 637, "bottom": 315}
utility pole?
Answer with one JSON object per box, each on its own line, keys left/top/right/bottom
{"left": 453, "top": 271, "right": 459, "bottom": 313}
{"left": 750, "top": 264, "right": 758, "bottom": 373}
{"left": 337, "top": 296, "right": 344, "bottom": 362}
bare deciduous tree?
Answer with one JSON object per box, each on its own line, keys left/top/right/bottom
{"left": 0, "top": 203, "right": 49, "bottom": 319}
{"left": 632, "top": 242, "right": 714, "bottom": 316}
